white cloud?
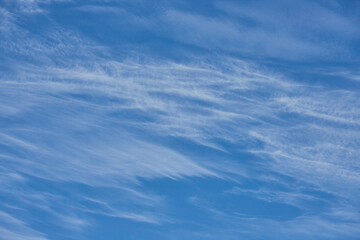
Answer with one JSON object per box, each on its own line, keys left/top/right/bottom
{"left": 1, "top": 3, "right": 360, "bottom": 238}
{"left": 0, "top": 211, "right": 48, "bottom": 240}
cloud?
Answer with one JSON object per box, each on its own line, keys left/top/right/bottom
{"left": 1, "top": 0, "right": 72, "bottom": 14}
{"left": 154, "top": 0, "right": 359, "bottom": 61}
{"left": 72, "top": 5, "right": 124, "bottom": 14}
{"left": 186, "top": 195, "right": 360, "bottom": 240}
{"left": 227, "top": 187, "right": 320, "bottom": 208}
{"left": 1, "top": 1, "right": 360, "bottom": 239}
{"left": 161, "top": 9, "right": 326, "bottom": 60}
{"left": 0, "top": 211, "right": 48, "bottom": 240}
{"left": 3, "top": 53, "right": 358, "bottom": 236}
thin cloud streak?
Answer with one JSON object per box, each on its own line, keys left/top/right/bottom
{"left": 1, "top": 1, "right": 360, "bottom": 239}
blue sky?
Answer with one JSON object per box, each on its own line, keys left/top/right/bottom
{"left": 1, "top": 0, "right": 360, "bottom": 239}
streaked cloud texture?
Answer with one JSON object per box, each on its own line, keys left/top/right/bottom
{"left": 1, "top": 0, "right": 360, "bottom": 239}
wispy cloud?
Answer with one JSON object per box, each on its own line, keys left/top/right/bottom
{"left": 0, "top": 211, "right": 47, "bottom": 240}
{"left": 1, "top": 1, "right": 360, "bottom": 239}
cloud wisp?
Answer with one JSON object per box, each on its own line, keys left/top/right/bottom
{"left": 1, "top": 1, "right": 360, "bottom": 239}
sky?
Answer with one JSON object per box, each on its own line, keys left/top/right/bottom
{"left": 0, "top": 0, "right": 360, "bottom": 239}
